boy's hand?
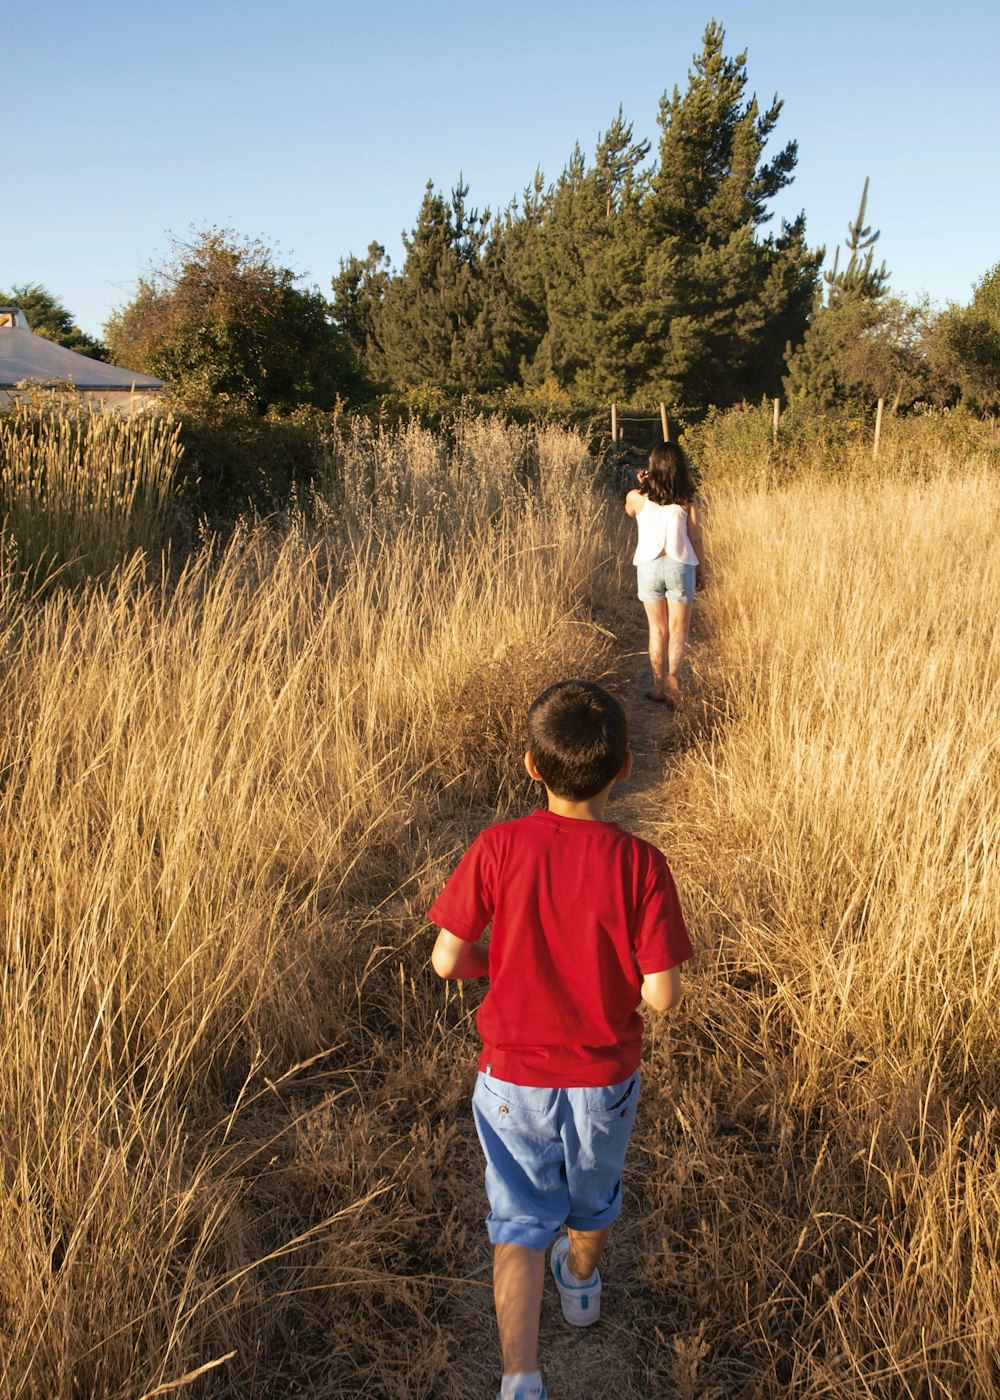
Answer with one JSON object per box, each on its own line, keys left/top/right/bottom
{"left": 431, "top": 929, "right": 489, "bottom": 981}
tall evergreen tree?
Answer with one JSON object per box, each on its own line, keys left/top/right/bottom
{"left": 638, "top": 21, "right": 818, "bottom": 408}
{"left": 330, "top": 241, "right": 392, "bottom": 393}
{"left": 525, "top": 143, "right": 588, "bottom": 390}
{"left": 331, "top": 22, "right": 818, "bottom": 411}
{"left": 374, "top": 179, "right": 493, "bottom": 391}
{"left": 481, "top": 172, "right": 551, "bottom": 386}
{"left": 823, "top": 177, "right": 889, "bottom": 305}
{"left": 529, "top": 111, "right": 651, "bottom": 399}
{"left": 572, "top": 110, "right": 652, "bottom": 400}
{"left": 784, "top": 181, "right": 913, "bottom": 412}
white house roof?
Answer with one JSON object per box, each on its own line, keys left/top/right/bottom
{"left": 0, "top": 313, "right": 165, "bottom": 391}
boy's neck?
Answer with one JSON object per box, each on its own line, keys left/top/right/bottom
{"left": 544, "top": 786, "right": 615, "bottom": 822}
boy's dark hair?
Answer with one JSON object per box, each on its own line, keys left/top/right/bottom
{"left": 640, "top": 440, "right": 697, "bottom": 505}
{"left": 527, "top": 680, "right": 629, "bottom": 801}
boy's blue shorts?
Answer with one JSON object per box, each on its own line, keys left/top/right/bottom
{"left": 471, "top": 1068, "right": 640, "bottom": 1251}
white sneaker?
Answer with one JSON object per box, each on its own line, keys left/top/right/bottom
{"left": 550, "top": 1235, "right": 601, "bottom": 1326}
{"left": 497, "top": 1379, "right": 548, "bottom": 1400}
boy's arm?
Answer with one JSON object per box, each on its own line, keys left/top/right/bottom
{"left": 640, "top": 966, "right": 682, "bottom": 1013}
{"left": 431, "top": 928, "right": 489, "bottom": 981}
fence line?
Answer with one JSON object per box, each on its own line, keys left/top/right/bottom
{"left": 612, "top": 397, "right": 891, "bottom": 455}
{"left": 610, "top": 402, "right": 672, "bottom": 442}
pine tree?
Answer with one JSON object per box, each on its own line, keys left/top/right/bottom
{"left": 638, "top": 21, "right": 818, "bottom": 409}
{"left": 481, "top": 172, "right": 551, "bottom": 387}
{"left": 374, "top": 179, "right": 493, "bottom": 392}
{"left": 529, "top": 111, "right": 651, "bottom": 400}
{"left": 784, "top": 181, "right": 911, "bottom": 412}
{"left": 330, "top": 22, "right": 818, "bottom": 410}
{"left": 575, "top": 110, "right": 651, "bottom": 400}
{"left": 330, "top": 241, "right": 392, "bottom": 393}
{"left": 823, "top": 177, "right": 889, "bottom": 305}
{"left": 647, "top": 21, "right": 796, "bottom": 245}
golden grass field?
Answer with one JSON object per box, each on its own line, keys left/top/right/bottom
{"left": 0, "top": 407, "right": 997, "bottom": 1397}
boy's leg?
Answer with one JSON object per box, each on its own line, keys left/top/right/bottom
{"left": 556, "top": 1073, "right": 640, "bottom": 1316}
{"left": 566, "top": 1224, "right": 612, "bottom": 1282}
{"left": 493, "top": 1243, "right": 545, "bottom": 1372}
{"left": 472, "top": 1073, "right": 565, "bottom": 1385}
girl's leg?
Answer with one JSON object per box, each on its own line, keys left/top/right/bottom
{"left": 665, "top": 597, "right": 694, "bottom": 695}
{"left": 641, "top": 599, "right": 669, "bottom": 698}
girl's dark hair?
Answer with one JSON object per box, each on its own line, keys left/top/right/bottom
{"left": 639, "top": 441, "right": 697, "bottom": 506}
{"left": 526, "top": 680, "right": 628, "bottom": 801}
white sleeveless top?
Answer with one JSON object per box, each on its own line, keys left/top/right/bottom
{"left": 632, "top": 498, "right": 699, "bottom": 566}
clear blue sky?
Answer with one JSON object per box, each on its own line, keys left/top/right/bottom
{"left": 5, "top": 0, "right": 998, "bottom": 340}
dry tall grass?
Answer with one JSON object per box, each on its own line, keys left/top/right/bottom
{"left": 684, "top": 400, "right": 1000, "bottom": 488}
{"left": 0, "top": 417, "right": 618, "bottom": 1398}
{"left": 639, "top": 455, "right": 1000, "bottom": 1397}
{"left": 4, "top": 406, "right": 999, "bottom": 1398}
{"left": 0, "top": 402, "right": 184, "bottom": 587}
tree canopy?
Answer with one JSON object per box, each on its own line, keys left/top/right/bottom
{"left": 783, "top": 181, "right": 924, "bottom": 413}
{"left": 927, "top": 263, "right": 1000, "bottom": 415}
{"left": 44, "top": 24, "right": 991, "bottom": 426}
{"left": 638, "top": 24, "right": 818, "bottom": 408}
{"left": 1, "top": 284, "right": 106, "bottom": 359}
{"left": 106, "top": 229, "right": 356, "bottom": 412}
{"left": 332, "top": 22, "right": 821, "bottom": 413}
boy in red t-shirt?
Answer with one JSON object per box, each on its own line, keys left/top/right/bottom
{"left": 429, "top": 679, "right": 693, "bottom": 1400}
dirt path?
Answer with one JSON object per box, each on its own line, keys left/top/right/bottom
{"left": 449, "top": 599, "right": 695, "bottom": 1400}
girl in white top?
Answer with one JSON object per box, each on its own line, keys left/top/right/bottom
{"left": 625, "top": 441, "right": 705, "bottom": 707}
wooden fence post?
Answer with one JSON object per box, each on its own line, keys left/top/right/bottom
{"left": 772, "top": 397, "right": 781, "bottom": 444}
{"left": 660, "top": 402, "right": 669, "bottom": 441}
{"left": 873, "top": 397, "right": 884, "bottom": 459}
{"left": 611, "top": 402, "right": 617, "bottom": 444}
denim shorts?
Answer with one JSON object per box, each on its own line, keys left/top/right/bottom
{"left": 471, "top": 1069, "right": 639, "bottom": 1250}
{"left": 636, "top": 557, "right": 696, "bottom": 604}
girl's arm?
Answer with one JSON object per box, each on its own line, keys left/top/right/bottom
{"left": 625, "top": 488, "right": 645, "bottom": 518}
{"left": 688, "top": 499, "right": 706, "bottom": 584}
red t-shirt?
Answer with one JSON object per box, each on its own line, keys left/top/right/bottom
{"left": 427, "top": 809, "right": 693, "bottom": 1087}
